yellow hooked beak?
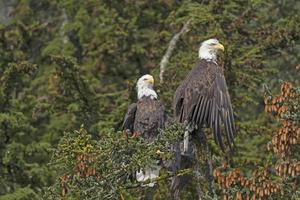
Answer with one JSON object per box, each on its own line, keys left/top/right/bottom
{"left": 213, "top": 43, "right": 225, "bottom": 51}
{"left": 146, "top": 77, "right": 154, "bottom": 85}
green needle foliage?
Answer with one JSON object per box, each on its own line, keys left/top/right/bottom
{"left": 45, "top": 124, "right": 184, "bottom": 200}
{"left": 0, "top": 0, "right": 299, "bottom": 199}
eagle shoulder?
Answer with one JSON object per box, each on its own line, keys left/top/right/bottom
{"left": 173, "top": 60, "right": 219, "bottom": 122}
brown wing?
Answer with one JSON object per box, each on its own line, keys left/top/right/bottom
{"left": 134, "top": 97, "right": 166, "bottom": 141}
{"left": 173, "top": 59, "right": 236, "bottom": 151}
{"left": 122, "top": 103, "right": 137, "bottom": 133}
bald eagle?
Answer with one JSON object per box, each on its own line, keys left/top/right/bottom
{"left": 173, "top": 38, "right": 236, "bottom": 152}
{"left": 122, "top": 74, "right": 166, "bottom": 186}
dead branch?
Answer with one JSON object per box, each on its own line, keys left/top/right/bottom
{"left": 159, "top": 19, "right": 191, "bottom": 83}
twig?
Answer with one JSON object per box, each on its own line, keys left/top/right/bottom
{"left": 120, "top": 192, "right": 125, "bottom": 200}
{"left": 159, "top": 19, "right": 192, "bottom": 83}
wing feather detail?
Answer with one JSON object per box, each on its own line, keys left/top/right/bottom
{"left": 122, "top": 103, "right": 137, "bottom": 133}
{"left": 173, "top": 60, "right": 236, "bottom": 150}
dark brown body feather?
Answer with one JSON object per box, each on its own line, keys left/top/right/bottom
{"left": 122, "top": 96, "right": 166, "bottom": 140}
{"left": 173, "top": 59, "right": 236, "bottom": 150}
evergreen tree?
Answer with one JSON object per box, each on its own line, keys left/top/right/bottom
{"left": 0, "top": 0, "right": 299, "bottom": 199}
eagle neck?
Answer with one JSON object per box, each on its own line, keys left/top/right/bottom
{"left": 200, "top": 58, "right": 217, "bottom": 65}
{"left": 137, "top": 86, "right": 158, "bottom": 100}
{"left": 199, "top": 48, "right": 217, "bottom": 63}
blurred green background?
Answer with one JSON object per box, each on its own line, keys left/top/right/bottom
{"left": 0, "top": 0, "right": 299, "bottom": 199}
